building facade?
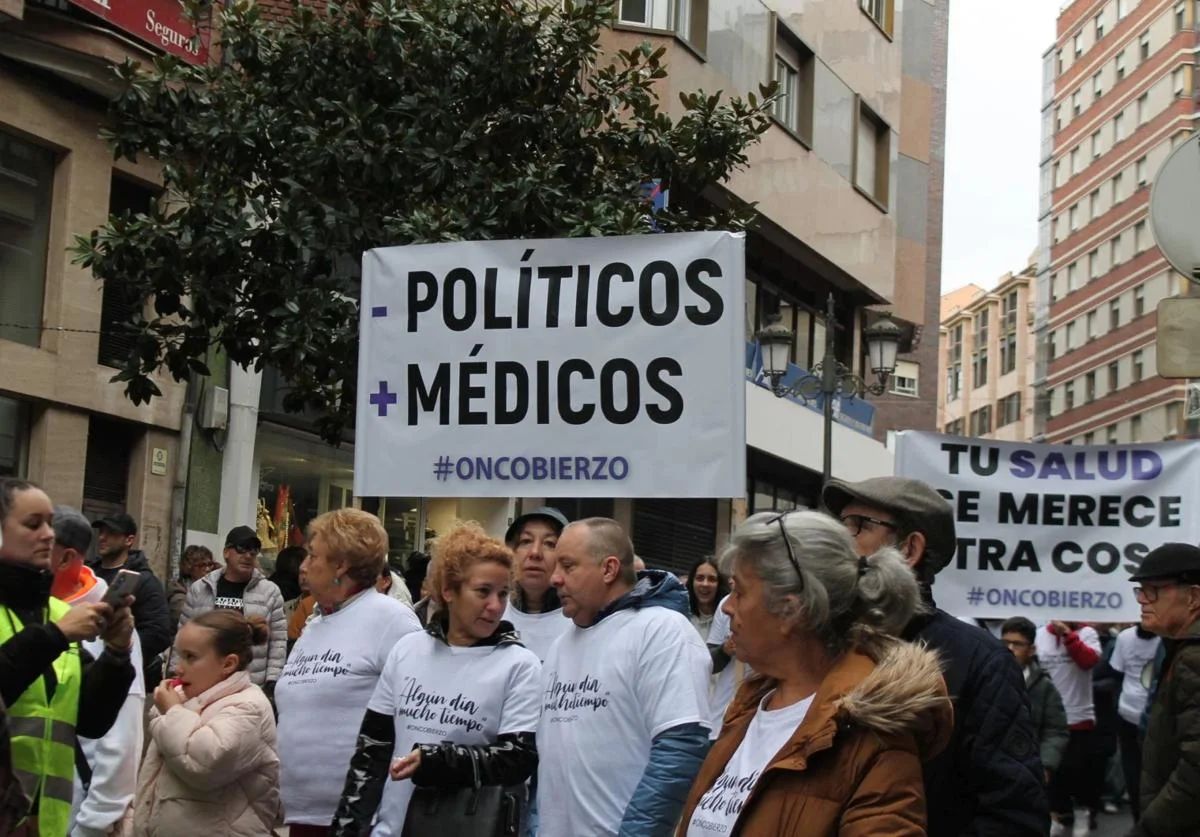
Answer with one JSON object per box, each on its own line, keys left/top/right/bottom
{"left": 938, "top": 265, "right": 1038, "bottom": 442}
{"left": 0, "top": 0, "right": 212, "bottom": 576}
{"left": 1035, "top": 0, "right": 1196, "bottom": 446}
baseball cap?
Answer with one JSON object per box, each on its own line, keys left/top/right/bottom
{"left": 822, "top": 477, "right": 957, "bottom": 575}
{"left": 53, "top": 506, "right": 94, "bottom": 554}
{"left": 92, "top": 512, "right": 138, "bottom": 536}
{"left": 224, "top": 525, "right": 262, "bottom": 550}
{"left": 504, "top": 507, "right": 569, "bottom": 546}
{"left": 1130, "top": 543, "right": 1200, "bottom": 582}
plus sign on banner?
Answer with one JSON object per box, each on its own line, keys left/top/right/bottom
{"left": 354, "top": 232, "right": 747, "bottom": 499}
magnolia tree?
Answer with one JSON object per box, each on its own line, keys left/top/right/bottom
{"left": 75, "top": 0, "right": 773, "bottom": 441}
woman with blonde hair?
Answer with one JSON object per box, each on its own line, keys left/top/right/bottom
{"left": 678, "top": 511, "right": 953, "bottom": 836}
{"left": 331, "top": 521, "right": 541, "bottom": 836}
{"left": 274, "top": 509, "right": 421, "bottom": 837}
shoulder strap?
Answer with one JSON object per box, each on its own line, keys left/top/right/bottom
{"left": 74, "top": 739, "right": 92, "bottom": 792}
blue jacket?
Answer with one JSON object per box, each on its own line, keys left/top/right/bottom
{"left": 594, "top": 570, "right": 710, "bottom": 837}
{"left": 904, "top": 589, "right": 1048, "bottom": 837}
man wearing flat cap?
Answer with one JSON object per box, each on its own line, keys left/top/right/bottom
{"left": 1126, "top": 542, "right": 1200, "bottom": 837}
{"left": 823, "top": 476, "right": 1047, "bottom": 837}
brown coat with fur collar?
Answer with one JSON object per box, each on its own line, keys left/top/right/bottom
{"left": 678, "top": 641, "right": 952, "bottom": 836}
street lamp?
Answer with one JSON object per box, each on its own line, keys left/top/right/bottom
{"left": 755, "top": 292, "right": 901, "bottom": 487}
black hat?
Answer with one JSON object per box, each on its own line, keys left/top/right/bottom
{"left": 92, "top": 512, "right": 138, "bottom": 536}
{"left": 822, "top": 477, "right": 957, "bottom": 575}
{"left": 1130, "top": 543, "right": 1200, "bottom": 582}
{"left": 504, "top": 507, "right": 569, "bottom": 546}
{"left": 224, "top": 525, "right": 262, "bottom": 550}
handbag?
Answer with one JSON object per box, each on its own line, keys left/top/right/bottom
{"left": 401, "top": 747, "right": 527, "bottom": 837}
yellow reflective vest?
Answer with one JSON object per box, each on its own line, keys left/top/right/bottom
{"left": 0, "top": 598, "right": 81, "bottom": 837}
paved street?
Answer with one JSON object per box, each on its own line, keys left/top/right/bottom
{"left": 1058, "top": 808, "right": 1133, "bottom": 837}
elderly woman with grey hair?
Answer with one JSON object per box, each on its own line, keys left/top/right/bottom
{"left": 678, "top": 511, "right": 954, "bottom": 837}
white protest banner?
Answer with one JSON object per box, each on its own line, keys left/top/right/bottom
{"left": 894, "top": 430, "right": 1200, "bottom": 622}
{"left": 354, "top": 232, "right": 746, "bottom": 498}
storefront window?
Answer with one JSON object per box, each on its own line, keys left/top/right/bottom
{"left": 0, "top": 396, "right": 31, "bottom": 477}
{"left": 256, "top": 429, "right": 354, "bottom": 559}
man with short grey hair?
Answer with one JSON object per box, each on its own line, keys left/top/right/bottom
{"left": 537, "top": 517, "right": 710, "bottom": 837}
{"left": 823, "top": 477, "right": 1047, "bottom": 837}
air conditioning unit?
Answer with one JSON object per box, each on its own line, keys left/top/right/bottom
{"left": 199, "top": 385, "right": 229, "bottom": 430}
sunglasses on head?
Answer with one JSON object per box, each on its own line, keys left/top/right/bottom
{"left": 765, "top": 511, "right": 805, "bottom": 591}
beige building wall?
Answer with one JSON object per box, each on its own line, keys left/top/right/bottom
{"left": 0, "top": 14, "right": 185, "bottom": 576}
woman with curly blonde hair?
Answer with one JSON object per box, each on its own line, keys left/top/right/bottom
{"left": 331, "top": 522, "right": 542, "bottom": 836}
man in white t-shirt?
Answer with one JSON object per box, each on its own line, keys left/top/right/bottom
{"left": 1035, "top": 620, "right": 1102, "bottom": 832}
{"left": 502, "top": 506, "right": 571, "bottom": 663}
{"left": 1108, "top": 622, "right": 1161, "bottom": 822}
{"left": 538, "top": 517, "right": 711, "bottom": 837}
{"left": 705, "top": 594, "right": 749, "bottom": 739}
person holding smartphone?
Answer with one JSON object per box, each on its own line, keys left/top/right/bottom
{"left": 0, "top": 479, "right": 136, "bottom": 837}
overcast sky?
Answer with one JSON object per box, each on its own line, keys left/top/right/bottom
{"left": 940, "top": 1, "right": 1060, "bottom": 292}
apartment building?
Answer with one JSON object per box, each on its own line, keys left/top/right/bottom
{"left": 0, "top": 0, "right": 213, "bottom": 574}
{"left": 938, "top": 264, "right": 1038, "bottom": 442}
{"left": 1034, "top": 0, "right": 1196, "bottom": 446}
{"left": 180, "top": 0, "right": 950, "bottom": 574}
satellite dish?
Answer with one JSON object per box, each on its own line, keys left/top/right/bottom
{"left": 1149, "top": 132, "right": 1200, "bottom": 286}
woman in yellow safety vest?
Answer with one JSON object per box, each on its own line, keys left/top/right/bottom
{"left": 0, "top": 479, "right": 136, "bottom": 837}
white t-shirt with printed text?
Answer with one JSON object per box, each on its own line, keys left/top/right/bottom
{"left": 686, "top": 690, "right": 815, "bottom": 837}
{"left": 274, "top": 590, "right": 422, "bottom": 824}
{"left": 707, "top": 595, "right": 749, "bottom": 739}
{"left": 1109, "top": 626, "right": 1161, "bottom": 725}
{"left": 537, "top": 605, "right": 712, "bottom": 837}
{"left": 502, "top": 602, "right": 572, "bottom": 662}
{"left": 367, "top": 630, "right": 542, "bottom": 836}
{"left": 1035, "top": 624, "right": 1101, "bottom": 725}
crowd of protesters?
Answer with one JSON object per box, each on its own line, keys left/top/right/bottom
{"left": 3, "top": 473, "right": 1200, "bottom": 836}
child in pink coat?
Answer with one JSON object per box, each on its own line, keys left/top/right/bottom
{"left": 134, "top": 611, "right": 280, "bottom": 836}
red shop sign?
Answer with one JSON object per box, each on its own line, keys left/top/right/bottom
{"left": 66, "top": 0, "right": 210, "bottom": 65}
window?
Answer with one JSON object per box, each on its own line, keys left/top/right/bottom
{"left": 1091, "top": 131, "right": 1102, "bottom": 159}
{"left": 1118, "top": 0, "right": 1131, "bottom": 19}
{"left": 1137, "top": 92, "right": 1149, "bottom": 125}
{"left": 1116, "top": 50, "right": 1127, "bottom": 81}
{"left": 1072, "top": 90, "right": 1082, "bottom": 117}
{"left": 773, "top": 26, "right": 815, "bottom": 144}
{"left": 0, "top": 131, "right": 55, "bottom": 348}
{"left": 1111, "top": 232, "right": 1124, "bottom": 265}
{"left": 1110, "top": 298, "right": 1122, "bottom": 329}
{"left": 972, "top": 348, "right": 989, "bottom": 387}
{"left": 1173, "top": 67, "right": 1186, "bottom": 96}
{"left": 1000, "top": 291, "right": 1019, "bottom": 374}
{"left": 946, "top": 364, "right": 962, "bottom": 402}
{"left": 1107, "top": 423, "right": 1119, "bottom": 444}
{"left": 1071, "top": 147, "right": 1082, "bottom": 175}
{"left": 1112, "top": 171, "right": 1124, "bottom": 202}
{"left": 619, "top": 0, "right": 707, "bottom": 48}
{"left": 944, "top": 418, "right": 965, "bottom": 436}
{"left": 0, "top": 396, "right": 32, "bottom": 477}
{"left": 1136, "top": 156, "right": 1148, "bottom": 185}
{"left": 82, "top": 416, "right": 139, "bottom": 520}
{"left": 1086, "top": 371, "right": 1097, "bottom": 401}
{"left": 999, "top": 393, "right": 1022, "bottom": 427}
{"left": 1095, "top": 11, "right": 1106, "bottom": 40}
{"left": 970, "top": 405, "right": 993, "bottom": 436}
{"left": 1074, "top": 32, "right": 1083, "bottom": 58}
{"left": 1131, "top": 413, "right": 1143, "bottom": 441}
{"left": 975, "top": 308, "right": 989, "bottom": 346}
{"left": 1069, "top": 203, "right": 1080, "bottom": 230}
{"left": 1115, "top": 111, "right": 1126, "bottom": 142}
{"left": 1086, "top": 310, "right": 1098, "bottom": 339}
{"left": 1068, "top": 261, "right": 1080, "bottom": 289}
{"left": 1139, "top": 30, "right": 1151, "bottom": 62}
{"left": 854, "top": 99, "right": 890, "bottom": 208}
{"left": 1055, "top": 105, "right": 1064, "bottom": 133}
{"left": 1093, "top": 72, "right": 1104, "bottom": 100}
{"left": 949, "top": 323, "right": 963, "bottom": 362}
{"left": 1177, "top": 1, "right": 1187, "bottom": 31}
{"left": 1088, "top": 249, "right": 1100, "bottom": 279}
{"left": 1065, "top": 380, "right": 1076, "bottom": 410}
{"left": 1066, "top": 321, "right": 1077, "bottom": 347}
{"left": 859, "top": 0, "right": 893, "bottom": 35}
{"left": 946, "top": 323, "right": 963, "bottom": 401}
{"left": 890, "top": 360, "right": 919, "bottom": 397}
{"left": 1108, "top": 360, "right": 1120, "bottom": 391}
{"left": 1090, "top": 188, "right": 1101, "bottom": 217}
{"left": 1134, "top": 283, "right": 1146, "bottom": 316}
{"left": 100, "top": 176, "right": 158, "bottom": 368}
{"left": 1049, "top": 331, "right": 1058, "bottom": 360}
{"left": 1132, "top": 348, "right": 1144, "bottom": 381}
{"left": 1135, "top": 220, "right": 1148, "bottom": 252}
{"left": 1084, "top": 432, "right": 1096, "bottom": 446}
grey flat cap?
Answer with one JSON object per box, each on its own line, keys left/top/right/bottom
{"left": 822, "top": 477, "right": 957, "bottom": 575}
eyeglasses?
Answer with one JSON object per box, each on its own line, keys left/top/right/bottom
{"left": 1133, "top": 582, "right": 1184, "bottom": 603}
{"left": 767, "top": 512, "right": 805, "bottom": 591}
{"left": 839, "top": 514, "right": 899, "bottom": 537}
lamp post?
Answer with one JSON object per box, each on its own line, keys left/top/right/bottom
{"left": 755, "top": 293, "right": 901, "bottom": 487}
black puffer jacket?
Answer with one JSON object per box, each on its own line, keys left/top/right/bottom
{"left": 87, "top": 550, "right": 172, "bottom": 670}
{"left": 903, "top": 588, "right": 1048, "bottom": 837}
{"left": 330, "top": 619, "right": 537, "bottom": 836}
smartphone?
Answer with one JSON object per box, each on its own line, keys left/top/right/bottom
{"left": 102, "top": 568, "right": 140, "bottom": 606}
